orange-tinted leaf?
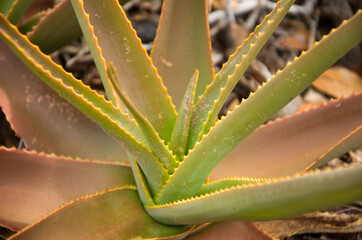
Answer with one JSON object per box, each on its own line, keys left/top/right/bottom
{"left": 0, "top": 148, "right": 133, "bottom": 230}
{"left": 211, "top": 94, "right": 362, "bottom": 179}
{"left": 0, "top": 40, "right": 127, "bottom": 161}
{"left": 151, "top": 0, "right": 214, "bottom": 108}
{"left": 10, "top": 187, "right": 192, "bottom": 240}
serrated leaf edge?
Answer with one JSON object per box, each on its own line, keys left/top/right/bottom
{"left": 148, "top": 164, "right": 358, "bottom": 209}
{"left": 0, "top": 15, "right": 145, "bottom": 142}
{"left": 188, "top": 0, "right": 294, "bottom": 149}
{"left": 0, "top": 146, "right": 131, "bottom": 167}
{"left": 8, "top": 185, "right": 137, "bottom": 239}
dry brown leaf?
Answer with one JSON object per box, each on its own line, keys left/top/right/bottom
{"left": 254, "top": 211, "right": 362, "bottom": 239}
{"left": 312, "top": 67, "right": 362, "bottom": 98}
{"left": 278, "top": 20, "right": 309, "bottom": 51}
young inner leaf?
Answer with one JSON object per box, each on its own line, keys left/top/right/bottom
{"left": 169, "top": 70, "right": 199, "bottom": 160}
{"left": 107, "top": 63, "right": 177, "bottom": 173}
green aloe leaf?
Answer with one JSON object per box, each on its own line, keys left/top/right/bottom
{"left": 27, "top": 0, "right": 82, "bottom": 54}
{"left": 6, "top": 0, "right": 34, "bottom": 25}
{"left": 151, "top": 0, "right": 214, "bottom": 108}
{"left": 0, "top": 15, "right": 167, "bottom": 195}
{"left": 0, "top": 148, "right": 134, "bottom": 230}
{"left": 127, "top": 154, "right": 155, "bottom": 206}
{"left": 169, "top": 70, "right": 199, "bottom": 160}
{"left": 198, "top": 178, "right": 267, "bottom": 196}
{"left": 187, "top": 0, "right": 295, "bottom": 150}
{"left": 156, "top": 10, "right": 362, "bottom": 203}
{"left": 71, "top": 0, "right": 176, "bottom": 141}
{"left": 107, "top": 63, "right": 178, "bottom": 172}
{"left": 0, "top": 39, "right": 127, "bottom": 161}
{"left": 211, "top": 94, "right": 362, "bottom": 179}
{"left": 17, "top": 10, "right": 45, "bottom": 34}
{"left": 9, "top": 187, "right": 195, "bottom": 240}
{"left": 0, "top": 15, "right": 145, "bottom": 143}
{"left": 0, "top": 1, "right": 16, "bottom": 15}
{"left": 147, "top": 165, "right": 362, "bottom": 225}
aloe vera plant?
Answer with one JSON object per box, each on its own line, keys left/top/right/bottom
{"left": 0, "top": 0, "right": 361, "bottom": 239}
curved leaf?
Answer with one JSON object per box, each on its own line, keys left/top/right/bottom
{"left": 0, "top": 39, "right": 127, "bottom": 161}
{"left": 108, "top": 63, "right": 177, "bottom": 172}
{"left": 6, "top": 0, "right": 35, "bottom": 25}
{"left": 151, "top": 0, "right": 214, "bottom": 108}
{"left": 147, "top": 165, "right": 362, "bottom": 225}
{"left": 17, "top": 10, "right": 45, "bottom": 34}
{"left": 0, "top": 148, "right": 134, "bottom": 230}
{"left": 187, "top": 0, "right": 295, "bottom": 150}
{"left": 0, "top": 16, "right": 167, "bottom": 194}
{"left": 10, "top": 187, "right": 194, "bottom": 240}
{"left": 27, "top": 0, "right": 82, "bottom": 54}
{"left": 211, "top": 94, "right": 362, "bottom": 179}
{"left": 0, "top": 1, "right": 16, "bottom": 15}
{"left": 156, "top": 10, "right": 362, "bottom": 202}
{"left": 71, "top": 0, "right": 176, "bottom": 141}
{"left": 0, "top": 15, "right": 144, "bottom": 143}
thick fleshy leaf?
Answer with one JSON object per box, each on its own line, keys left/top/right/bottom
{"left": 0, "top": 15, "right": 145, "bottom": 142}
{"left": 6, "top": 0, "right": 35, "bottom": 25}
{"left": 147, "top": 165, "right": 362, "bottom": 225}
{"left": 27, "top": 0, "right": 82, "bottom": 54}
{"left": 211, "top": 94, "right": 362, "bottom": 179}
{"left": 0, "top": 148, "right": 134, "bottom": 230}
{"left": 0, "top": 16, "right": 167, "bottom": 194}
{"left": 0, "top": 39, "right": 127, "bottom": 161}
{"left": 187, "top": 0, "right": 295, "bottom": 150}
{"left": 128, "top": 155, "right": 154, "bottom": 206}
{"left": 198, "top": 178, "right": 267, "bottom": 196}
{"left": 311, "top": 126, "right": 362, "bottom": 169}
{"left": 17, "top": 10, "right": 45, "bottom": 34}
{"left": 108, "top": 63, "right": 177, "bottom": 172}
{"left": 151, "top": 0, "right": 214, "bottom": 108}
{"left": 156, "top": 11, "right": 362, "bottom": 202}
{"left": 9, "top": 187, "right": 194, "bottom": 240}
{"left": 71, "top": 0, "right": 176, "bottom": 141}
{"left": 0, "top": 1, "right": 16, "bottom": 15}
{"left": 169, "top": 70, "right": 199, "bottom": 160}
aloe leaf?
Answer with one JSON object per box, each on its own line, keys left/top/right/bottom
{"left": 309, "top": 126, "right": 362, "bottom": 170}
{"left": 0, "top": 16, "right": 167, "bottom": 194}
{"left": 157, "top": 10, "right": 362, "bottom": 203}
{"left": 151, "top": 0, "right": 214, "bottom": 108}
{"left": 211, "top": 94, "right": 362, "bottom": 179}
{"left": 108, "top": 63, "right": 178, "bottom": 172}
{"left": 198, "top": 177, "right": 268, "bottom": 196}
{"left": 26, "top": 0, "right": 82, "bottom": 54}
{"left": 71, "top": 0, "right": 176, "bottom": 141}
{"left": 9, "top": 187, "right": 193, "bottom": 240}
{"left": 0, "top": 14, "right": 145, "bottom": 143}
{"left": 0, "top": 39, "right": 128, "bottom": 161}
{"left": 17, "top": 10, "right": 45, "bottom": 34}
{"left": 6, "top": 0, "right": 34, "bottom": 25}
{"left": 187, "top": 0, "right": 295, "bottom": 150}
{"left": 169, "top": 70, "right": 199, "bottom": 160}
{"left": 147, "top": 165, "right": 362, "bottom": 225}
{"left": 0, "top": 148, "right": 134, "bottom": 230}
{"left": 127, "top": 154, "right": 154, "bottom": 206}
{"left": 0, "top": 1, "right": 16, "bottom": 15}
